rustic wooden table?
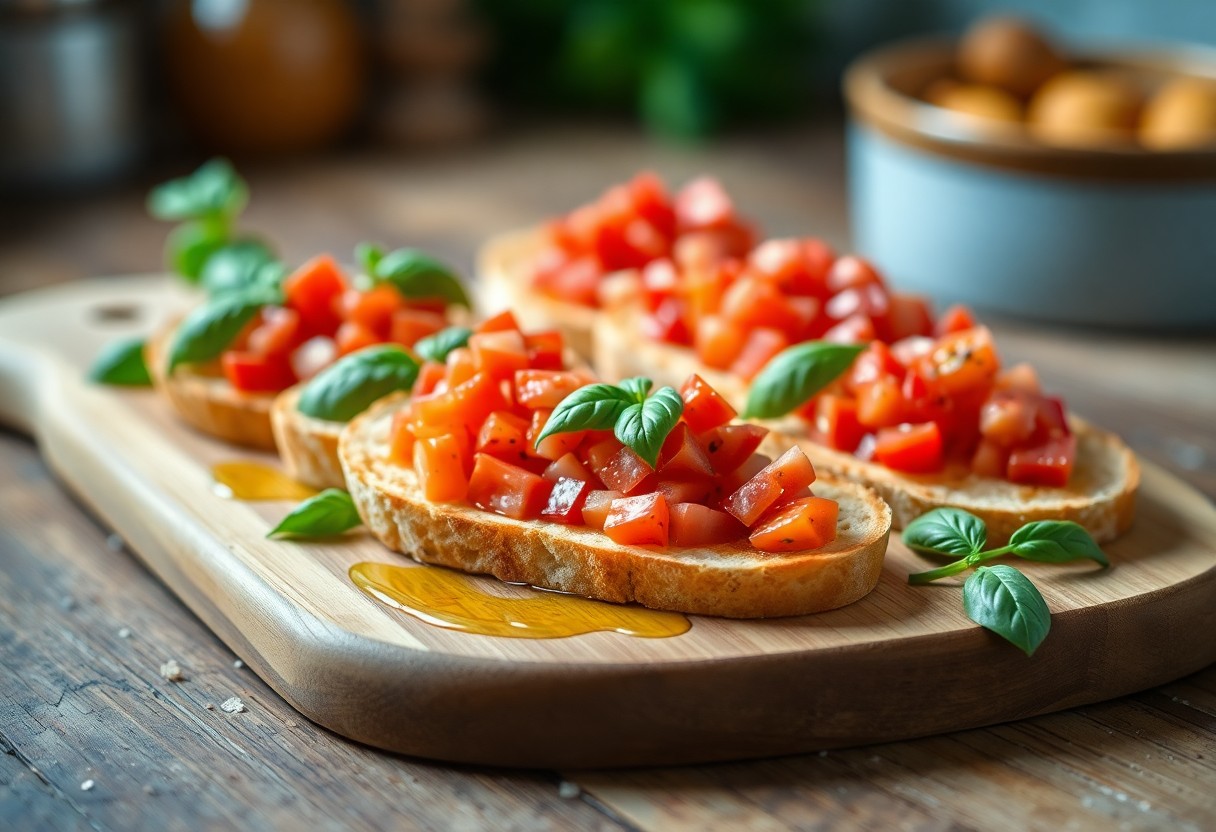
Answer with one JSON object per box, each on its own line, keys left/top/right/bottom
{"left": 2, "top": 124, "right": 1214, "bottom": 832}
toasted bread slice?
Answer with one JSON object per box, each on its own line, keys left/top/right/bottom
{"left": 146, "top": 322, "right": 278, "bottom": 450}
{"left": 339, "top": 394, "right": 893, "bottom": 618}
{"left": 270, "top": 386, "right": 346, "bottom": 489}
{"left": 478, "top": 228, "right": 600, "bottom": 358}
{"left": 593, "top": 306, "right": 1138, "bottom": 543}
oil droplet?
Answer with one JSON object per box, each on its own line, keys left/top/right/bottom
{"left": 350, "top": 561, "right": 690, "bottom": 639}
{"left": 212, "top": 461, "right": 317, "bottom": 501}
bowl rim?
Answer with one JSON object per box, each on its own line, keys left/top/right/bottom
{"left": 843, "top": 37, "right": 1216, "bottom": 181}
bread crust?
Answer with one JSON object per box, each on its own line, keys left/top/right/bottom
{"left": 270, "top": 386, "right": 346, "bottom": 489}
{"left": 147, "top": 321, "right": 278, "bottom": 450}
{"left": 592, "top": 306, "right": 1139, "bottom": 543}
{"left": 339, "top": 394, "right": 893, "bottom": 618}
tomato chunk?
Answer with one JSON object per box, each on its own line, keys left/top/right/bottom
{"left": 246, "top": 307, "right": 302, "bottom": 358}
{"left": 466, "top": 453, "right": 551, "bottom": 519}
{"left": 581, "top": 490, "right": 624, "bottom": 529}
{"left": 669, "top": 503, "right": 745, "bottom": 547}
{"left": 476, "top": 411, "right": 530, "bottom": 461}
{"left": 282, "top": 254, "right": 347, "bottom": 335}
{"left": 1007, "top": 435, "right": 1076, "bottom": 487}
{"left": 414, "top": 433, "right": 469, "bottom": 502}
{"left": 657, "top": 423, "right": 714, "bottom": 479}
{"left": 748, "top": 496, "right": 838, "bottom": 552}
{"left": 722, "top": 448, "right": 815, "bottom": 527}
{"left": 515, "top": 370, "right": 585, "bottom": 410}
{"left": 475, "top": 310, "right": 521, "bottom": 334}
{"left": 603, "top": 493, "right": 670, "bottom": 547}
{"left": 469, "top": 330, "right": 529, "bottom": 381}
{"left": 873, "top": 422, "right": 944, "bottom": 473}
{"left": 679, "top": 374, "right": 737, "bottom": 433}
{"left": 697, "top": 423, "right": 768, "bottom": 476}
{"left": 527, "top": 409, "right": 586, "bottom": 461}
{"left": 543, "top": 452, "right": 598, "bottom": 486}
{"left": 335, "top": 321, "right": 381, "bottom": 357}
{"left": 221, "top": 351, "right": 296, "bottom": 392}
{"left": 595, "top": 446, "right": 654, "bottom": 494}
{"left": 814, "top": 394, "right": 865, "bottom": 453}
{"left": 390, "top": 308, "right": 446, "bottom": 347}
{"left": 541, "top": 476, "right": 591, "bottom": 524}
{"left": 340, "top": 285, "right": 403, "bottom": 336}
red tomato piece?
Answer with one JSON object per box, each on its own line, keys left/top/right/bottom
{"left": 1007, "top": 435, "right": 1076, "bottom": 487}
{"left": 813, "top": 394, "right": 865, "bottom": 452}
{"left": 629, "top": 171, "right": 677, "bottom": 238}
{"left": 695, "top": 315, "right": 747, "bottom": 370}
{"left": 657, "top": 423, "right": 715, "bottom": 479}
{"left": 822, "top": 313, "right": 877, "bottom": 344}
{"left": 414, "top": 360, "right": 446, "bottom": 395}
{"left": 730, "top": 327, "right": 789, "bottom": 381}
{"left": 535, "top": 255, "right": 600, "bottom": 306}
{"left": 847, "top": 341, "right": 903, "bottom": 391}
{"left": 414, "top": 433, "right": 470, "bottom": 502}
{"left": 515, "top": 370, "right": 585, "bottom": 410}
{"left": 856, "top": 377, "right": 905, "bottom": 429}
{"left": 444, "top": 347, "right": 476, "bottom": 387}
{"left": 874, "top": 422, "right": 945, "bottom": 473}
{"left": 581, "top": 489, "right": 625, "bottom": 530}
{"left": 979, "top": 392, "right": 1036, "bottom": 446}
{"left": 595, "top": 446, "right": 654, "bottom": 494}
{"left": 825, "top": 283, "right": 890, "bottom": 323}
{"left": 603, "top": 493, "right": 670, "bottom": 547}
{"left": 282, "top": 254, "right": 347, "bottom": 335}
{"left": 476, "top": 411, "right": 531, "bottom": 461}
{"left": 675, "top": 177, "right": 735, "bottom": 232}
{"left": 1032, "top": 395, "right": 1071, "bottom": 440}
{"left": 936, "top": 304, "right": 977, "bottom": 336}
{"left": 640, "top": 258, "right": 679, "bottom": 310}
{"left": 748, "top": 496, "right": 839, "bottom": 552}
{"left": 474, "top": 310, "right": 521, "bottom": 334}
{"left": 971, "top": 439, "right": 1010, "bottom": 479}
{"left": 523, "top": 330, "right": 565, "bottom": 370}
{"left": 995, "top": 362, "right": 1042, "bottom": 394}
{"left": 918, "top": 327, "right": 1000, "bottom": 397}
{"left": 543, "top": 452, "right": 598, "bottom": 486}
{"left": 469, "top": 330, "right": 529, "bottom": 382}
{"left": 655, "top": 476, "right": 714, "bottom": 506}
{"left": 679, "top": 374, "right": 737, "bottom": 433}
{"left": 221, "top": 350, "right": 296, "bottom": 392}
{"left": 340, "top": 285, "right": 403, "bottom": 336}
{"left": 826, "top": 255, "right": 883, "bottom": 293}
{"left": 643, "top": 296, "right": 691, "bottom": 345}
{"left": 390, "top": 308, "right": 446, "bottom": 348}
{"left": 582, "top": 436, "right": 625, "bottom": 472}
{"left": 541, "top": 476, "right": 592, "bottom": 524}
{"left": 467, "top": 453, "right": 552, "bottom": 520}
{"left": 883, "top": 293, "right": 935, "bottom": 342}
{"left": 527, "top": 409, "right": 586, "bottom": 461}
{"left": 722, "top": 448, "right": 816, "bottom": 527}
{"left": 335, "top": 321, "right": 381, "bottom": 357}
{"left": 414, "top": 372, "right": 510, "bottom": 434}
{"left": 246, "top": 307, "right": 302, "bottom": 357}
{"left": 669, "top": 503, "right": 745, "bottom": 547}
{"left": 697, "top": 423, "right": 768, "bottom": 476}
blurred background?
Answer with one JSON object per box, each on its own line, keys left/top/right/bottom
{"left": 3, "top": 0, "right": 1216, "bottom": 314}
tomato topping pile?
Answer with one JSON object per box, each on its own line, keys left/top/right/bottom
{"left": 530, "top": 173, "right": 757, "bottom": 308}
{"left": 636, "top": 237, "right": 1076, "bottom": 486}
{"left": 222, "top": 255, "right": 453, "bottom": 393}
{"left": 388, "top": 320, "right": 839, "bottom": 553}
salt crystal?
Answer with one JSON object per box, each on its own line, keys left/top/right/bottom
{"left": 232, "top": 659, "right": 244, "bottom": 669}
{"left": 117, "top": 627, "right": 131, "bottom": 639}
{"left": 220, "top": 696, "right": 246, "bottom": 714}
{"left": 159, "top": 660, "right": 185, "bottom": 682}
{"left": 80, "top": 780, "right": 94, "bottom": 792}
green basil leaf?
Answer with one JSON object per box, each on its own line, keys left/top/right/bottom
{"left": 614, "top": 386, "right": 683, "bottom": 468}
{"left": 296, "top": 345, "right": 421, "bottom": 422}
{"left": 619, "top": 376, "right": 653, "bottom": 404}
{"left": 167, "top": 283, "right": 282, "bottom": 372}
{"left": 414, "top": 326, "right": 472, "bottom": 363}
{"left": 1009, "top": 521, "right": 1109, "bottom": 567}
{"left": 355, "top": 242, "right": 384, "bottom": 276}
{"left": 165, "top": 219, "right": 229, "bottom": 282}
{"left": 962, "top": 565, "right": 1051, "bottom": 656}
{"left": 742, "top": 341, "right": 865, "bottom": 419}
{"left": 373, "top": 248, "right": 470, "bottom": 308}
{"left": 148, "top": 158, "right": 249, "bottom": 222}
{"left": 902, "top": 507, "right": 988, "bottom": 558}
{"left": 88, "top": 337, "right": 152, "bottom": 386}
{"left": 199, "top": 240, "right": 279, "bottom": 296}
{"left": 535, "top": 383, "right": 636, "bottom": 444}
{"left": 268, "top": 489, "right": 362, "bottom": 539}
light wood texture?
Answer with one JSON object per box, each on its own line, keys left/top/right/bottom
{"left": 1, "top": 274, "right": 1213, "bottom": 770}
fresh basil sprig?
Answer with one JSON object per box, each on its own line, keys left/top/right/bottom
{"left": 165, "top": 220, "right": 229, "bottom": 283}
{"left": 199, "top": 240, "right": 283, "bottom": 296}
{"left": 370, "top": 247, "right": 470, "bottom": 308}
{"left": 537, "top": 376, "right": 683, "bottom": 468}
{"left": 166, "top": 283, "right": 282, "bottom": 372}
{"left": 414, "top": 326, "right": 472, "bottom": 363}
{"left": 355, "top": 242, "right": 384, "bottom": 276}
{"left": 742, "top": 341, "right": 865, "bottom": 419}
{"left": 905, "top": 508, "right": 1109, "bottom": 656}
{"left": 148, "top": 158, "right": 248, "bottom": 222}
{"left": 296, "top": 345, "right": 421, "bottom": 422}
{"left": 268, "top": 489, "right": 363, "bottom": 539}
{"left": 88, "top": 337, "right": 152, "bottom": 386}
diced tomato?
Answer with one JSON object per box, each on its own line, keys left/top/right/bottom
{"left": 643, "top": 296, "right": 690, "bottom": 345}
{"left": 826, "top": 255, "right": 883, "bottom": 293}
{"left": 467, "top": 453, "right": 551, "bottom": 520}
{"left": 971, "top": 439, "right": 1010, "bottom": 479}
{"left": 874, "top": 422, "right": 944, "bottom": 473}
{"left": 657, "top": 423, "right": 714, "bottom": 479}
{"left": 679, "top": 374, "right": 737, "bottom": 433}
{"left": 823, "top": 313, "right": 877, "bottom": 344}
{"left": 883, "top": 293, "right": 934, "bottom": 342}
{"left": 469, "top": 330, "right": 529, "bottom": 381}
{"left": 629, "top": 171, "right": 677, "bottom": 238}
{"left": 581, "top": 490, "right": 624, "bottom": 529}
{"left": 475, "top": 310, "right": 521, "bottom": 334}
{"left": 814, "top": 394, "right": 865, "bottom": 452}
{"left": 722, "top": 448, "right": 816, "bottom": 527}
{"left": 889, "top": 335, "right": 936, "bottom": 367}
{"left": 1033, "top": 396, "right": 1071, "bottom": 440}
{"left": 582, "top": 436, "right": 625, "bottom": 472}
{"left": 674, "top": 231, "right": 736, "bottom": 275}
{"left": 543, "top": 452, "right": 598, "bottom": 487}
{"left": 721, "top": 277, "right": 804, "bottom": 338}
{"left": 415, "top": 372, "right": 510, "bottom": 434}
{"left": 995, "top": 362, "right": 1042, "bottom": 394}
{"left": 748, "top": 496, "right": 838, "bottom": 552}
{"left": 514, "top": 370, "right": 584, "bottom": 410}
{"left": 595, "top": 446, "right": 654, "bottom": 494}
{"left": 335, "top": 321, "right": 381, "bottom": 357}
{"left": 979, "top": 393, "right": 1036, "bottom": 446}
{"left": 675, "top": 177, "right": 735, "bottom": 232}
{"left": 247, "top": 307, "right": 302, "bottom": 357}
{"left": 390, "top": 308, "right": 446, "bottom": 347}
{"left": 697, "top": 423, "right": 767, "bottom": 476}
{"left": 339, "top": 285, "right": 403, "bottom": 336}
{"left": 527, "top": 409, "right": 586, "bottom": 461}
{"left": 640, "top": 258, "right": 679, "bottom": 310}
{"left": 1007, "top": 435, "right": 1076, "bottom": 487}
{"left": 718, "top": 452, "right": 773, "bottom": 497}
{"left": 855, "top": 377, "right": 905, "bottom": 428}
{"left": 730, "top": 327, "right": 788, "bottom": 381}
{"left": 523, "top": 330, "right": 565, "bottom": 370}
{"left": 603, "top": 493, "right": 670, "bottom": 547}
{"left": 476, "top": 411, "right": 531, "bottom": 461}
{"left": 917, "top": 327, "right": 1000, "bottom": 397}
{"left": 414, "top": 433, "right": 470, "bottom": 501}
{"left": 414, "top": 360, "right": 446, "bottom": 395}
{"left": 936, "top": 304, "right": 977, "bottom": 336}
{"left": 221, "top": 350, "right": 296, "bottom": 392}
{"left": 282, "top": 255, "right": 348, "bottom": 336}
{"left": 695, "top": 315, "right": 747, "bottom": 370}
{"left": 535, "top": 254, "right": 600, "bottom": 306}
{"left": 825, "top": 283, "right": 890, "bottom": 323}
{"left": 445, "top": 347, "right": 476, "bottom": 387}
{"left": 656, "top": 477, "right": 714, "bottom": 506}
{"left": 669, "top": 503, "right": 745, "bottom": 547}
{"left": 541, "top": 476, "right": 591, "bottom": 524}
{"left": 847, "top": 342, "right": 903, "bottom": 391}
{"left": 289, "top": 335, "right": 337, "bottom": 381}
{"left": 388, "top": 410, "right": 416, "bottom": 466}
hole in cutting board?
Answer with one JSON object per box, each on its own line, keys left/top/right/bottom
{"left": 90, "top": 302, "right": 142, "bottom": 324}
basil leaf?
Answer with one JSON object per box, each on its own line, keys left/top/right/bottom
{"left": 962, "top": 565, "right": 1051, "bottom": 656}
{"left": 268, "top": 489, "right": 362, "bottom": 539}
{"left": 619, "top": 376, "right": 653, "bottom": 404}
{"left": 902, "top": 507, "right": 988, "bottom": 558}
{"left": 165, "top": 219, "right": 229, "bottom": 282}
{"left": 199, "top": 240, "right": 279, "bottom": 296}
{"left": 373, "top": 248, "right": 470, "bottom": 308}
{"left": 88, "top": 337, "right": 152, "bottom": 386}
{"left": 1009, "top": 521, "right": 1109, "bottom": 567}
{"left": 355, "top": 242, "right": 384, "bottom": 276}
{"left": 742, "top": 341, "right": 865, "bottom": 419}
{"left": 615, "top": 386, "right": 683, "bottom": 468}
{"left": 296, "top": 345, "right": 420, "bottom": 422}
{"left": 536, "top": 383, "right": 636, "bottom": 444}
{"left": 148, "top": 158, "right": 249, "bottom": 222}
{"left": 414, "top": 326, "right": 472, "bottom": 363}
{"left": 167, "top": 283, "right": 281, "bottom": 372}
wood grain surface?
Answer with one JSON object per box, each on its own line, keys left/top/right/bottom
{"left": 2, "top": 124, "right": 1214, "bottom": 829}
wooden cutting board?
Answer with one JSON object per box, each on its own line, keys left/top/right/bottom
{"left": 1, "top": 276, "right": 1213, "bottom": 769}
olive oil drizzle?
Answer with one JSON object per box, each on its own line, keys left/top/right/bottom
{"left": 211, "top": 461, "right": 317, "bottom": 501}
{"left": 349, "top": 561, "right": 690, "bottom": 639}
